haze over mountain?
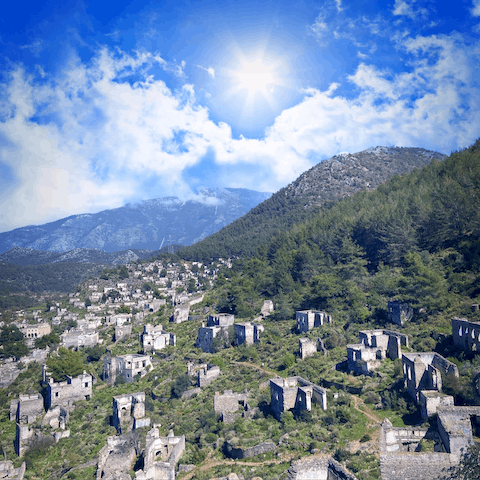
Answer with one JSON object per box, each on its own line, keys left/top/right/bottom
{"left": 0, "top": 188, "right": 271, "bottom": 255}
{"left": 179, "top": 146, "right": 446, "bottom": 261}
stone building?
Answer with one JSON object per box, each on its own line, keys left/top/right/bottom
{"left": 0, "top": 460, "right": 25, "bottom": 480}
{"left": 115, "top": 324, "right": 132, "bottom": 343}
{"left": 19, "top": 322, "right": 51, "bottom": 340}
{"left": 347, "top": 329, "right": 408, "bottom": 375}
{"left": 286, "top": 456, "right": 358, "bottom": 480}
{"left": 198, "top": 364, "right": 221, "bottom": 387}
{"left": 172, "top": 304, "right": 190, "bottom": 324}
{"left": 61, "top": 330, "right": 99, "bottom": 349}
{"left": 214, "top": 390, "right": 249, "bottom": 423}
{"left": 207, "top": 313, "right": 235, "bottom": 327}
{"left": 295, "top": 310, "right": 332, "bottom": 333}
{"left": 419, "top": 391, "right": 454, "bottom": 419}
{"left": 452, "top": 317, "right": 480, "bottom": 353}
{"left": 10, "top": 394, "right": 44, "bottom": 424}
{"left": 112, "top": 392, "right": 151, "bottom": 433}
{"left": 234, "top": 322, "right": 264, "bottom": 345}
{"left": 298, "top": 338, "right": 318, "bottom": 359}
{"left": 261, "top": 300, "right": 274, "bottom": 317}
{"left": 196, "top": 321, "right": 231, "bottom": 353}
{"left": 103, "top": 353, "right": 152, "bottom": 384}
{"left": 387, "top": 300, "right": 413, "bottom": 325}
{"left": 141, "top": 324, "right": 176, "bottom": 353}
{"left": 134, "top": 427, "right": 185, "bottom": 480}
{"left": 402, "top": 352, "right": 458, "bottom": 403}
{"left": 96, "top": 434, "right": 140, "bottom": 480}
{"left": 270, "top": 376, "right": 327, "bottom": 420}
{"left": 44, "top": 370, "right": 93, "bottom": 410}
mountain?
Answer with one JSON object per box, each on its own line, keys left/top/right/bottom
{"left": 179, "top": 147, "right": 446, "bottom": 261}
{"left": 0, "top": 188, "right": 271, "bottom": 255}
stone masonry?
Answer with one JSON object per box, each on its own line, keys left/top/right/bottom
{"left": 135, "top": 427, "right": 185, "bottom": 480}
{"left": 103, "top": 353, "right": 152, "bottom": 384}
{"left": 141, "top": 324, "right": 176, "bottom": 353}
{"left": 347, "top": 329, "right": 408, "bottom": 375}
{"left": 402, "top": 352, "right": 458, "bottom": 404}
{"left": 387, "top": 300, "right": 413, "bottom": 325}
{"left": 452, "top": 317, "right": 480, "bottom": 353}
{"left": 234, "top": 322, "right": 264, "bottom": 345}
{"left": 115, "top": 324, "right": 132, "bottom": 343}
{"left": 214, "top": 390, "right": 249, "bottom": 422}
{"left": 112, "top": 392, "right": 151, "bottom": 433}
{"left": 296, "top": 310, "right": 332, "bottom": 333}
{"left": 286, "top": 455, "right": 359, "bottom": 480}
{"left": 45, "top": 370, "right": 93, "bottom": 410}
{"left": 270, "top": 376, "right": 327, "bottom": 420}
{"left": 10, "top": 394, "right": 44, "bottom": 424}
{"left": 298, "top": 338, "right": 317, "bottom": 359}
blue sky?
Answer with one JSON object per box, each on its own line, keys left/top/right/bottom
{"left": 0, "top": 0, "right": 479, "bottom": 232}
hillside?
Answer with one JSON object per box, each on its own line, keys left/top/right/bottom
{"left": 0, "top": 188, "right": 271, "bottom": 254}
{"left": 179, "top": 147, "right": 445, "bottom": 261}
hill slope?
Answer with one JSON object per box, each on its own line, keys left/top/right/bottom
{"left": 179, "top": 147, "right": 446, "bottom": 261}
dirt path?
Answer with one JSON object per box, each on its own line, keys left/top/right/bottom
{"left": 179, "top": 449, "right": 296, "bottom": 480}
{"left": 351, "top": 395, "right": 382, "bottom": 424}
{"left": 234, "top": 361, "right": 278, "bottom": 376}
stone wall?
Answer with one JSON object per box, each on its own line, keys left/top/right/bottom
{"left": 299, "top": 338, "right": 317, "bottom": 359}
{"left": 451, "top": 317, "right": 480, "bottom": 353}
{"left": 112, "top": 392, "right": 150, "bottom": 433}
{"left": 0, "top": 460, "right": 26, "bottom": 480}
{"left": 286, "top": 456, "right": 358, "bottom": 480}
{"left": 214, "top": 390, "right": 248, "bottom": 414}
{"left": 207, "top": 313, "right": 235, "bottom": 327}
{"left": 387, "top": 300, "right": 413, "bottom": 325}
{"left": 115, "top": 324, "right": 132, "bottom": 343}
{"left": 296, "top": 310, "right": 332, "bottom": 333}
{"left": 172, "top": 304, "right": 190, "bottom": 324}
{"left": 10, "top": 394, "right": 44, "bottom": 424}
{"left": 419, "top": 391, "right": 454, "bottom": 419}
{"left": 224, "top": 441, "right": 276, "bottom": 459}
{"left": 96, "top": 434, "right": 139, "bottom": 480}
{"left": 45, "top": 371, "right": 93, "bottom": 410}
{"left": 198, "top": 364, "right": 221, "bottom": 387}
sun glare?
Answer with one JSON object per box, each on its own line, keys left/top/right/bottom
{"left": 235, "top": 60, "right": 275, "bottom": 95}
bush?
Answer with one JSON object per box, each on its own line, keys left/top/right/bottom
{"left": 171, "top": 374, "right": 191, "bottom": 398}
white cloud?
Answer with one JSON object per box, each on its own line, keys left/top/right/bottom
{"left": 0, "top": 33, "right": 479, "bottom": 232}
{"left": 196, "top": 65, "right": 215, "bottom": 78}
{"left": 473, "top": 0, "right": 480, "bottom": 16}
{"left": 393, "top": 0, "right": 429, "bottom": 20}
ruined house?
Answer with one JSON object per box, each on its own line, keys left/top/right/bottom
{"left": 295, "top": 310, "right": 332, "bottom": 333}
{"left": 214, "top": 390, "right": 249, "bottom": 423}
{"left": 286, "top": 456, "right": 358, "bottom": 480}
{"left": 207, "top": 313, "right": 235, "bottom": 327}
{"left": 134, "top": 427, "right": 185, "bottom": 480}
{"left": 141, "top": 324, "right": 176, "bottom": 353}
{"left": 347, "top": 329, "right": 408, "bottom": 375}
{"left": 10, "top": 394, "right": 44, "bottom": 424}
{"left": 196, "top": 325, "right": 227, "bottom": 353}
{"left": 172, "top": 303, "right": 189, "bottom": 324}
{"left": 61, "top": 329, "right": 99, "bottom": 349}
{"left": 452, "top": 317, "right": 480, "bottom": 353}
{"left": 44, "top": 370, "right": 93, "bottom": 410}
{"left": 299, "top": 338, "right": 317, "bottom": 359}
{"left": 402, "top": 352, "right": 458, "bottom": 405}
{"left": 234, "top": 322, "right": 264, "bottom": 345}
{"left": 387, "top": 300, "right": 413, "bottom": 325}
{"left": 112, "top": 392, "right": 151, "bottom": 433}
{"left": 115, "top": 324, "right": 132, "bottom": 343}
{"left": 187, "top": 362, "right": 221, "bottom": 387}
{"left": 270, "top": 376, "right": 327, "bottom": 420}
{"left": 0, "top": 460, "right": 25, "bottom": 480}
{"left": 103, "top": 353, "right": 152, "bottom": 384}
{"left": 379, "top": 406, "right": 480, "bottom": 480}
{"left": 96, "top": 434, "right": 140, "bottom": 480}
{"left": 19, "top": 322, "right": 51, "bottom": 340}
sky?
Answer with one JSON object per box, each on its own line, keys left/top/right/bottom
{"left": 0, "top": 0, "right": 479, "bottom": 233}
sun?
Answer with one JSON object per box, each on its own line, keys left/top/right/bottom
{"left": 234, "top": 59, "right": 276, "bottom": 95}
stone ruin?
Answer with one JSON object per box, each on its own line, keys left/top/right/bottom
{"left": 172, "top": 303, "right": 189, "bottom": 324}
{"left": 134, "top": 427, "right": 185, "bottom": 480}
{"left": 103, "top": 353, "right": 152, "bottom": 384}
{"left": 0, "top": 460, "right": 25, "bottom": 480}
{"left": 402, "top": 352, "right": 458, "bottom": 412}
{"left": 270, "top": 376, "right": 327, "bottom": 420}
{"left": 387, "top": 300, "right": 413, "bottom": 325}
{"left": 379, "top": 406, "right": 480, "bottom": 480}
{"left": 298, "top": 338, "right": 327, "bottom": 359}
{"left": 347, "top": 329, "right": 408, "bottom": 375}
{"left": 234, "top": 322, "right": 264, "bottom": 345}
{"left": 286, "top": 455, "right": 358, "bottom": 480}
{"left": 452, "top": 317, "right": 480, "bottom": 353}
{"left": 44, "top": 368, "right": 93, "bottom": 410}
{"left": 10, "top": 394, "right": 44, "bottom": 424}
{"left": 141, "top": 324, "right": 176, "bottom": 353}
{"left": 214, "top": 390, "right": 250, "bottom": 423}
{"left": 295, "top": 310, "right": 332, "bottom": 334}
{"left": 61, "top": 329, "right": 99, "bottom": 349}
{"left": 196, "top": 314, "right": 235, "bottom": 353}
{"left": 379, "top": 418, "right": 458, "bottom": 480}
{"left": 261, "top": 300, "right": 274, "bottom": 317}
{"left": 112, "top": 392, "right": 151, "bottom": 433}
{"left": 187, "top": 362, "right": 222, "bottom": 387}
{"left": 115, "top": 324, "right": 132, "bottom": 343}
{"left": 96, "top": 433, "right": 141, "bottom": 480}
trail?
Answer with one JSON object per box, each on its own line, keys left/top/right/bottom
{"left": 234, "top": 361, "right": 278, "bottom": 376}
{"left": 351, "top": 395, "right": 382, "bottom": 424}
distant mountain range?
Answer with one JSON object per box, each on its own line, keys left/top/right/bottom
{"left": 179, "top": 147, "right": 447, "bottom": 260}
{"left": 0, "top": 188, "right": 271, "bottom": 255}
